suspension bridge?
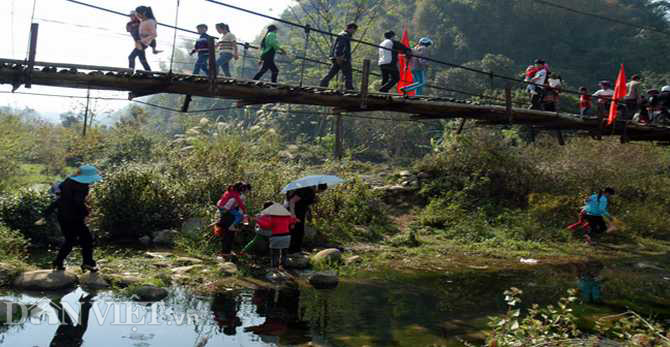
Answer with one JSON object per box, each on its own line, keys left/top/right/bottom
{"left": 2, "top": 0, "right": 670, "bottom": 144}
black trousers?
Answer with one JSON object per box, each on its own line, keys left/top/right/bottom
{"left": 55, "top": 217, "right": 95, "bottom": 267}
{"left": 129, "top": 48, "right": 151, "bottom": 71}
{"left": 584, "top": 215, "right": 607, "bottom": 235}
{"left": 288, "top": 220, "right": 305, "bottom": 253}
{"left": 320, "top": 60, "right": 354, "bottom": 90}
{"left": 253, "top": 52, "right": 279, "bottom": 83}
{"left": 271, "top": 248, "right": 287, "bottom": 268}
{"left": 379, "top": 64, "right": 400, "bottom": 93}
{"left": 221, "top": 229, "right": 236, "bottom": 254}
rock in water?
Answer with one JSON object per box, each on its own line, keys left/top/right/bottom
{"left": 219, "top": 262, "right": 238, "bottom": 276}
{"left": 345, "top": 255, "right": 362, "bottom": 265}
{"left": 309, "top": 271, "right": 339, "bottom": 289}
{"left": 310, "top": 249, "right": 342, "bottom": 265}
{"left": 80, "top": 272, "right": 110, "bottom": 289}
{"left": 286, "top": 255, "right": 310, "bottom": 269}
{"left": 13, "top": 270, "right": 78, "bottom": 291}
{"left": 153, "top": 230, "right": 178, "bottom": 247}
{"left": 133, "top": 285, "right": 168, "bottom": 302}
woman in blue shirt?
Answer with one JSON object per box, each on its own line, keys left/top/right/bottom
{"left": 583, "top": 187, "right": 615, "bottom": 237}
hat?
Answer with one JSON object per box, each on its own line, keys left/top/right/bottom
{"left": 662, "top": 85, "right": 670, "bottom": 93}
{"left": 419, "top": 37, "right": 433, "bottom": 46}
{"left": 534, "top": 59, "right": 545, "bottom": 64}
{"left": 260, "top": 203, "right": 291, "bottom": 216}
{"left": 70, "top": 165, "right": 102, "bottom": 184}
{"left": 384, "top": 31, "right": 396, "bottom": 39}
{"left": 600, "top": 80, "right": 611, "bottom": 87}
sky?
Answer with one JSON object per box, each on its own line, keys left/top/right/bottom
{"left": 0, "top": 0, "right": 294, "bottom": 121}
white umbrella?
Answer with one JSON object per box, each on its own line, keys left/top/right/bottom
{"left": 280, "top": 175, "right": 345, "bottom": 193}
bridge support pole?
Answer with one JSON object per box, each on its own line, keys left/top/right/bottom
{"left": 334, "top": 113, "right": 343, "bottom": 160}
{"left": 82, "top": 89, "right": 90, "bottom": 137}
{"left": 241, "top": 43, "right": 249, "bottom": 79}
{"left": 360, "top": 59, "right": 370, "bottom": 109}
{"left": 505, "top": 82, "right": 512, "bottom": 123}
{"left": 181, "top": 95, "right": 192, "bottom": 113}
{"left": 25, "top": 23, "right": 39, "bottom": 89}
{"left": 555, "top": 129, "right": 565, "bottom": 146}
{"left": 456, "top": 118, "right": 467, "bottom": 134}
{"left": 207, "top": 36, "right": 217, "bottom": 93}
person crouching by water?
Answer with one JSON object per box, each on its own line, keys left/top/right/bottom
{"left": 216, "top": 182, "right": 251, "bottom": 256}
{"left": 583, "top": 187, "right": 615, "bottom": 243}
{"left": 254, "top": 203, "right": 298, "bottom": 273}
{"left": 286, "top": 184, "right": 328, "bottom": 254}
{"left": 53, "top": 165, "right": 102, "bottom": 272}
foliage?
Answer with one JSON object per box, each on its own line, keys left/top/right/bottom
{"left": 0, "top": 224, "right": 29, "bottom": 261}
{"left": 0, "top": 188, "right": 59, "bottom": 245}
{"left": 88, "top": 164, "right": 187, "bottom": 240}
{"left": 488, "top": 287, "right": 670, "bottom": 347}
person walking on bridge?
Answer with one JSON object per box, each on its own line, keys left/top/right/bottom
{"left": 401, "top": 37, "right": 433, "bottom": 96}
{"left": 320, "top": 23, "right": 358, "bottom": 91}
{"left": 377, "top": 31, "right": 412, "bottom": 93}
{"left": 191, "top": 24, "right": 211, "bottom": 76}
{"left": 129, "top": 6, "right": 157, "bottom": 71}
{"left": 253, "top": 25, "right": 286, "bottom": 83}
{"left": 216, "top": 23, "right": 239, "bottom": 77}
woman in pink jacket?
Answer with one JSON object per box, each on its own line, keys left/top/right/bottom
{"left": 129, "top": 6, "right": 157, "bottom": 71}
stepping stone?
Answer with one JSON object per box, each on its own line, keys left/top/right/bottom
{"left": 80, "top": 272, "right": 110, "bottom": 289}
{"left": 174, "top": 257, "right": 203, "bottom": 266}
{"left": 219, "top": 262, "right": 238, "bottom": 276}
{"left": 285, "top": 255, "right": 310, "bottom": 269}
{"left": 13, "top": 270, "right": 78, "bottom": 291}
{"left": 308, "top": 271, "right": 339, "bottom": 289}
{"left": 133, "top": 285, "right": 168, "bottom": 302}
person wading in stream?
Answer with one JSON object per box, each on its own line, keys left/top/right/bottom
{"left": 53, "top": 165, "right": 102, "bottom": 272}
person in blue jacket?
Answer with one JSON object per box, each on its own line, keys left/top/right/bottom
{"left": 583, "top": 187, "right": 615, "bottom": 238}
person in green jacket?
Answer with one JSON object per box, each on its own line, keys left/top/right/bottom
{"left": 253, "top": 25, "right": 286, "bottom": 83}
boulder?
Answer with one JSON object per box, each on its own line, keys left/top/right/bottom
{"left": 345, "top": 256, "right": 362, "bottom": 265}
{"left": 133, "top": 285, "right": 168, "bottom": 302}
{"left": 0, "top": 300, "right": 23, "bottom": 323}
{"left": 398, "top": 170, "right": 412, "bottom": 177}
{"left": 13, "top": 270, "right": 78, "bottom": 291}
{"left": 285, "top": 255, "right": 310, "bottom": 269}
{"left": 417, "top": 172, "right": 431, "bottom": 179}
{"left": 219, "top": 262, "right": 238, "bottom": 276}
{"left": 310, "top": 248, "right": 342, "bottom": 265}
{"left": 80, "top": 272, "right": 110, "bottom": 289}
{"left": 153, "top": 230, "right": 178, "bottom": 247}
{"left": 175, "top": 257, "right": 203, "bottom": 266}
{"left": 104, "top": 274, "right": 142, "bottom": 288}
{"left": 308, "top": 271, "right": 339, "bottom": 289}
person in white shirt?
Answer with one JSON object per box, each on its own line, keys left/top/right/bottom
{"left": 216, "top": 23, "right": 239, "bottom": 77}
{"left": 377, "top": 31, "right": 411, "bottom": 93}
{"left": 593, "top": 80, "right": 614, "bottom": 117}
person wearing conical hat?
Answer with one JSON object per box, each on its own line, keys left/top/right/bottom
{"left": 53, "top": 165, "right": 102, "bottom": 273}
{"left": 255, "top": 203, "right": 299, "bottom": 272}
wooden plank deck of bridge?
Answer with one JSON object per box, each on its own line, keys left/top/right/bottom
{"left": 1, "top": 59, "right": 669, "bottom": 142}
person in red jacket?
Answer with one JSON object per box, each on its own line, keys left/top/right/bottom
{"left": 255, "top": 203, "right": 298, "bottom": 272}
{"left": 216, "top": 182, "right": 251, "bottom": 256}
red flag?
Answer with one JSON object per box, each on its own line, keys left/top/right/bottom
{"left": 397, "top": 28, "right": 414, "bottom": 95}
{"left": 608, "top": 64, "right": 626, "bottom": 125}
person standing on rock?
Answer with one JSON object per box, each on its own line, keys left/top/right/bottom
{"left": 255, "top": 203, "right": 298, "bottom": 272}
{"left": 287, "top": 184, "right": 327, "bottom": 254}
{"left": 53, "top": 165, "right": 102, "bottom": 272}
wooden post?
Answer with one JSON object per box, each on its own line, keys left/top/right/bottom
{"left": 25, "top": 23, "right": 39, "bottom": 89}
{"left": 360, "top": 59, "right": 370, "bottom": 109}
{"left": 181, "top": 95, "right": 192, "bottom": 113}
{"left": 621, "top": 121, "right": 630, "bottom": 144}
{"left": 556, "top": 129, "right": 565, "bottom": 145}
{"left": 241, "top": 42, "right": 249, "bottom": 79}
{"left": 207, "top": 36, "right": 217, "bottom": 93}
{"left": 456, "top": 118, "right": 467, "bottom": 134}
{"left": 334, "top": 113, "right": 343, "bottom": 160}
{"left": 82, "top": 89, "right": 90, "bottom": 137}
{"left": 505, "top": 82, "right": 512, "bottom": 123}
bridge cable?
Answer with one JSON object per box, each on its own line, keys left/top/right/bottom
{"left": 169, "top": 0, "right": 181, "bottom": 75}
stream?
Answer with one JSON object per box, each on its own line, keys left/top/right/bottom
{"left": 1, "top": 257, "right": 669, "bottom": 346}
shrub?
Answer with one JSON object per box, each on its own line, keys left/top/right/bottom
{"left": 0, "top": 188, "right": 59, "bottom": 244}
{"left": 0, "top": 224, "right": 29, "bottom": 261}
{"left": 89, "top": 164, "right": 187, "bottom": 240}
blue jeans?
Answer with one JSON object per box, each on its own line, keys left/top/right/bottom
{"left": 217, "top": 52, "right": 234, "bottom": 77}
{"left": 193, "top": 54, "right": 209, "bottom": 75}
{"left": 218, "top": 208, "right": 243, "bottom": 226}
{"left": 402, "top": 69, "right": 426, "bottom": 95}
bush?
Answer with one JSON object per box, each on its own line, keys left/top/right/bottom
{"left": 0, "top": 188, "right": 59, "bottom": 244}
{"left": 0, "top": 224, "right": 29, "bottom": 261}
{"left": 89, "top": 164, "right": 187, "bottom": 240}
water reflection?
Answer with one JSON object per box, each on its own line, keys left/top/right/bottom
{"left": 244, "top": 287, "right": 310, "bottom": 345}
{"left": 49, "top": 293, "right": 94, "bottom": 347}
